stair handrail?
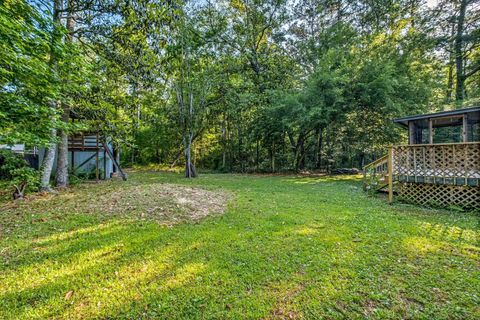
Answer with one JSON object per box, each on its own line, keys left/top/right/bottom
{"left": 363, "top": 155, "right": 388, "bottom": 171}
{"left": 363, "top": 154, "right": 389, "bottom": 192}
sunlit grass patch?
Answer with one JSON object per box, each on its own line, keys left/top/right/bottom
{"left": 417, "top": 221, "right": 479, "bottom": 243}
{"left": 404, "top": 236, "right": 480, "bottom": 260}
{"left": 286, "top": 174, "right": 363, "bottom": 184}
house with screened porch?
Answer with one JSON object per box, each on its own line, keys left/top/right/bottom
{"left": 364, "top": 106, "right": 480, "bottom": 209}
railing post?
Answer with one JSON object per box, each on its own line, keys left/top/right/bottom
{"left": 388, "top": 146, "right": 394, "bottom": 204}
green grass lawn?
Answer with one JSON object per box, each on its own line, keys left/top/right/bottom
{"left": 0, "top": 172, "right": 479, "bottom": 319}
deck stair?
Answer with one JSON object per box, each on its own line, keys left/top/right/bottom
{"left": 363, "top": 155, "right": 389, "bottom": 193}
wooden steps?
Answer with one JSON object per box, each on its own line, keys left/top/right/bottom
{"left": 363, "top": 155, "right": 389, "bottom": 193}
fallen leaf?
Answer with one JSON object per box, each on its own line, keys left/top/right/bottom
{"left": 65, "top": 290, "right": 74, "bottom": 300}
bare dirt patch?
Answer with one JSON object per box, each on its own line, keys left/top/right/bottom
{"left": 90, "top": 184, "right": 231, "bottom": 224}
{"left": 0, "top": 183, "right": 231, "bottom": 226}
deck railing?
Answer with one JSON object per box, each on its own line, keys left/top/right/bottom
{"left": 68, "top": 133, "right": 104, "bottom": 150}
{"left": 392, "top": 142, "right": 480, "bottom": 187}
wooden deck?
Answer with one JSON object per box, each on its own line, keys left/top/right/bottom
{"left": 392, "top": 142, "right": 480, "bottom": 187}
{"left": 364, "top": 142, "right": 480, "bottom": 208}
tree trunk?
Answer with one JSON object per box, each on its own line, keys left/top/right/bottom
{"left": 222, "top": 147, "right": 226, "bottom": 169}
{"left": 270, "top": 141, "right": 275, "bottom": 172}
{"left": 446, "top": 24, "right": 455, "bottom": 102}
{"left": 293, "top": 135, "right": 304, "bottom": 172}
{"left": 286, "top": 130, "right": 298, "bottom": 170}
{"left": 255, "top": 140, "right": 259, "bottom": 172}
{"left": 238, "top": 126, "right": 244, "bottom": 172}
{"left": 40, "top": 0, "right": 63, "bottom": 192}
{"left": 299, "top": 139, "right": 305, "bottom": 170}
{"left": 222, "top": 112, "right": 227, "bottom": 169}
{"left": 13, "top": 182, "right": 27, "bottom": 200}
{"left": 184, "top": 134, "right": 197, "bottom": 178}
{"left": 55, "top": 0, "right": 76, "bottom": 188}
{"left": 55, "top": 106, "right": 69, "bottom": 188}
{"left": 171, "top": 149, "right": 183, "bottom": 168}
{"left": 40, "top": 127, "right": 57, "bottom": 191}
{"left": 314, "top": 127, "right": 323, "bottom": 169}
{"left": 446, "top": 63, "right": 454, "bottom": 102}
{"left": 454, "top": 0, "right": 467, "bottom": 101}
{"left": 360, "top": 153, "right": 365, "bottom": 169}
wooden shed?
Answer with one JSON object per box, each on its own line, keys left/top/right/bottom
{"left": 364, "top": 106, "right": 480, "bottom": 208}
{"left": 37, "top": 132, "right": 126, "bottom": 181}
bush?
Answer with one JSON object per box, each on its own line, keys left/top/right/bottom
{"left": 0, "top": 149, "right": 28, "bottom": 179}
{"left": 0, "top": 150, "right": 39, "bottom": 199}
{"left": 75, "top": 167, "right": 104, "bottom": 180}
{"left": 11, "top": 166, "right": 39, "bottom": 198}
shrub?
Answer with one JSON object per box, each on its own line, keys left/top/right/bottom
{"left": 0, "top": 149, "right": 28, "bottom": 179}
{"left": 0, "top": 150, "right": 39, "bottom": 199}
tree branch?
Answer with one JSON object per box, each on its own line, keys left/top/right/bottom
{"left": 464, "top": 63, "right": 480, "bottom": 78}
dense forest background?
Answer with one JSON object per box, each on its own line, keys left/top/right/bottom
{"left": 1, "top": 0, "right": 479, "bottom": 187}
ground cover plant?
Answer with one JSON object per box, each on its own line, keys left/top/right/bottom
{"left": 0, "top": 172, "right": 478, "bottom": 319}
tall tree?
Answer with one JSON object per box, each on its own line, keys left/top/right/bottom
{"left": 170, "top": 5, "right": 220, "bottom": 178}
{"left": 55, "top": 0, "right": 76, "bottom": 188}
{"left": 454, "top": 0, "right": 479, "bottom": 101}
{"left": 430, "top": 0, "right": 480, "bottom": 103}
{"left": 39, "top": 0, "right": 63, "bottom": 192}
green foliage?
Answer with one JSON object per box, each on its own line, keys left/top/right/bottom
{"left": 2, "top": 0, "right": 478, "bottom": 176}
{"left": 0, "top": 150, "right": 27, "bottom": 179}
{"left": 74, "top": 168, "right": 104, "bottom": 181}
{"left": 10, "top": 166, "right": 39, "bottom": 191}
{"left": 0, "top": 150, "right": 39, "bottom": 194}
{"left": 0, "top": 0, "right": 58, "bottom": 145}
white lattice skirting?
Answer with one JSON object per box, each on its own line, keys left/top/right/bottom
{"left": 397, "top": 182, "right": 480, "bottom": 209}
